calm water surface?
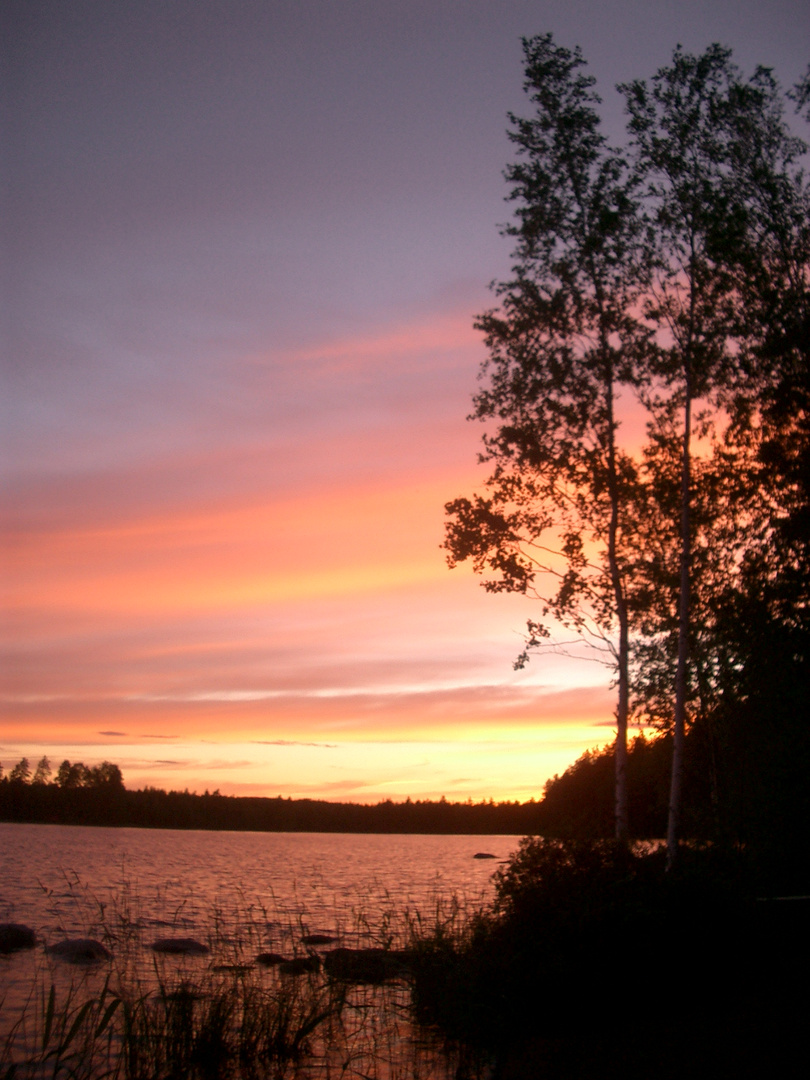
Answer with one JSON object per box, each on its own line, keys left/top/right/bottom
{"left": 0, "top": 825, "right": 514, "bottom": 939}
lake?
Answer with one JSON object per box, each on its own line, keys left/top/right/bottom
{"left": 0, "top": 825, "right": 518, "bottom": 1077}
{"left": 0, "top": 824, "right": 515, "bottom": 939}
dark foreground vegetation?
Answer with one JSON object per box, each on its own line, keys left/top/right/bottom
{"left": 2, "top": 966, "right": 353, "bottom": 1080}
{"left": 407, "top": 32, "right": 810, "bottom": 1073}
{"left": 408, "top": 838, "right": 810, "bottom": 1079}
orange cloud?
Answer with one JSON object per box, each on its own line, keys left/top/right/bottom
{"left": 2, "top": 306, "right": 626, "bottom": 799}
{"left": 265, "top": 311, "right": 481, "bottom": 373}
{"left": 5, "top": 471, "right": 470, "bottom": 617}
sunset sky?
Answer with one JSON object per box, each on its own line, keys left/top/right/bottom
{"left": 3, "top": 0, "right": 808, "bottom": 801}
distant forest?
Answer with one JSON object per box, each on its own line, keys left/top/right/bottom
{"left": 0, "top": 732, "right": 755, "bottom": 837}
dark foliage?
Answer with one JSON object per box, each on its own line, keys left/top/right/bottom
{"left": 445, "top": 33, "right": 810, "bottom": 863}
{"left": 409, "top": 838, "right": 810, "bottom": 1078}
{"left": 537, "top": 731, "right": 721, "bottom": 840}
{"left": 538, "top": 735, "right": 667, "bottom": 838}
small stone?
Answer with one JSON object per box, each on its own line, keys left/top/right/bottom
{"left": 323, "top": 947, "right": 412, "bottom": 984}
{"left": 152, "top": 937, "right": 210, "bottom": 955}
{"left": 255, "top": 951, "right": 286, "bottom": 967}
{"left": 0, "top": 923, "right": 36, "bottom": 954}
{"left": 301, "top": 933, "right": 338, "bottom": 945}
{"left": 279, "top": 956, "right": 320, "bottom": 975}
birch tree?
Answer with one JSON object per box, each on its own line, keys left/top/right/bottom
{"left": 444, "top": 34, "right": 643, "bottom": 842}
{"left": 619, "top": 46, "right": 808, "bottom": 864}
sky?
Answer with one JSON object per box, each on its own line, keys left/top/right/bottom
{"left": 2, "top": 0, "right": 808, "bottom": 802}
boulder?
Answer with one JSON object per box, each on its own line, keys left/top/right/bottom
{"left": 152, "top": 937, "right": 210, "bottom": 956}
{"left": 0, "top": 923, "right": 36, "bottom": 954}
{"left": 255, "top": 951, "right": 286, "bottom": 967}
{"left": 160, "top": 984, "right": 206, "bottom": 1003}
{"left": 301, "top": 933, "right": 338, "bottom": 945}
{"left": 46, "top": 939, "right": 111, "bottom": 963}
{"left": 323, "top": 947, "right": 413, "bottom": 984}
{"left": 279, "top": 956, "right": 321, "bottom": 976}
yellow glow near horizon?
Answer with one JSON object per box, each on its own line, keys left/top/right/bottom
{"left": 2, "top": 722, "right": 617, "bottom": 804}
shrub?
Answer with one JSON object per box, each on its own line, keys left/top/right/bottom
{"left": 407, "top": 837, "right": 805, "bottom": 1078}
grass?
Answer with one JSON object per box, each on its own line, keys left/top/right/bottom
{"left": 2, "top": 960, "right": 351, "bottom": 1079}
{"left": 7, "top": 835, "right": 809, "bottom": 1079}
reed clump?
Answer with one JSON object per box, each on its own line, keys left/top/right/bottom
{"left": 1, "top": 879, "right": 471, "bottom": 1080}
{"left": 2, "top": 965, "right": 348, "bottom": 1080}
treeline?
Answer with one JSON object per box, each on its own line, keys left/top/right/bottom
{"left": 0, "top": 758, "right": 546, "bottom": 833}
{"left": 3, "top": 717, "right": 806, "bottom": 858}
{"left": 0, "top": 740, "right": 706, "bottom": 837}
{"left": 540, "top": 661, "right": 810, "bottom": 884}
{"left": 1, "top": 756, "right": 124, "bottom": 789}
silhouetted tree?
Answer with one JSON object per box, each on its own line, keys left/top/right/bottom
{"left": 32, "top": 756, "right": 52, "bottom": 784}
{"left": 88, "top": 761, "right": 124, "bottom": 789}
{"left": 444, "top": 34, "right": 643, "bottom": 841}
{"left": 448, "top": 37, "right": 808, "bottom": 860}
{"left": 56, "top": 760, "right": 88, "bottom": 788}
{"left": 620, "top": 46, "right": 808, "bottom": 862}
{"left": 790, "top": 63, "right": 810, "bottom": 122}
{"left": 9, "top": 758, "right": 31, "bottom": 783}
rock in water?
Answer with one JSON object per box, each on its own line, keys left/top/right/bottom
{"left": 46, "top": 939, "right": 111, "bottom": 963}
{"left": 255, "top": 952, "right": 286, "bottom": 967}
{"left": 473, "top": 852, "right": 497, "bottom": 859}
{"left": 0, "top": 923, "right": 36, "bottom": 954}
{"left": 152, "top": 937, "right": 210, "bottom": 955}
{"left": 323, "top": 947, "right": 412, "bottom": 984}
{"left": 279, "top": 956, "right": 320, "bottom": 975}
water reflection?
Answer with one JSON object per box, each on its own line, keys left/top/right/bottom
{"left": 1, "top": 825, "right": 513, "bottom": 1078}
